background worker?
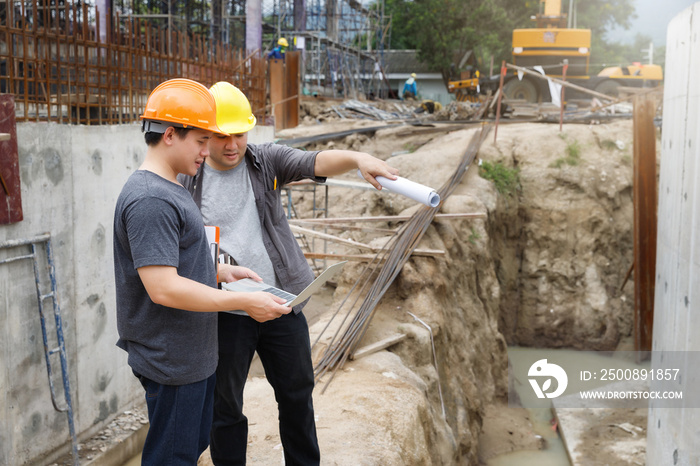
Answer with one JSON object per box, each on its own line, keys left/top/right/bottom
{"left": 267, "top": 37, "right": 288, "bottom": 59}
{"left": 415, "top": 100, "right": 443, "bottom": 114}
{"left": 402, "top": 72, "right": 418, "bottom": 100}
{"left": 178, "top": 81, "right": 398, "bottom": 466}
{"left": 114, "top": 78, "right": 291, "bottom": 465}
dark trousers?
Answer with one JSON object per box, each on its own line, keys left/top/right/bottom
{"left": 210, "top": 311, "right": 320, "bottom": 466}
{"left": 135, "top": 371, "right": 216, "bottom": 466}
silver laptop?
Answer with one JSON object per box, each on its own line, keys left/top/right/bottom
{"left": 222, "top": 261, "right": 347, "bottom": 307}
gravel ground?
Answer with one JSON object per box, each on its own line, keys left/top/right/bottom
{"left": 51, "top": 405, "right": 148, "bottom": 465}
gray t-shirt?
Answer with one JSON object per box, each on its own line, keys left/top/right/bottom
{"left": 200, "top": 162, "right": 280, "bottom": 315}
{"left": 113, "top": 170, "right": 218, "bottom": 385}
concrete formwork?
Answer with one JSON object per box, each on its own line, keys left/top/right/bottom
{"left": 647, "top": 3, "right": 700, "bottom": 465}
{"left": 0, "top": 119, "right": 274, "bottom": 464}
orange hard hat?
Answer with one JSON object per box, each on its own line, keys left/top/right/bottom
{"left": 140, "top": 78, "right": 225, "bottom": 135}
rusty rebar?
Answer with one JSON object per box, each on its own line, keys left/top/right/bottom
{"left": 313, "top": 125, "right": 492, "bottom": 392}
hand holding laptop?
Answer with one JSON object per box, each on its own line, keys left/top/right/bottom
{"left": 218, "top": 263, "right": 263, "bottom": 284}
{"left": 222, "top": 261, "right": 347, "bottom": 307}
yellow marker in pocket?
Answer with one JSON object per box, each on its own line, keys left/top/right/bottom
{"left": 274, "top": 176, "right": 277, "bottom": 190}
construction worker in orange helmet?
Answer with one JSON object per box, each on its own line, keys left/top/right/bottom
{"left": 115, "top": 78, "right": 290, "bottom": 464}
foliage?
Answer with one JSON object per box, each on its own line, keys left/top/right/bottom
{"left": 468, "top": 227, "right": 481, "bottom": 245}
{"left": 379, "top": 0, "right": 647, "bottom": 82}
{"left": 590, "top": 33, "right": 662, "bottom": 73}
{"left": 479, "top": 160, "right": 520, "bottom": 197}
{"left": 377, "top": 0, "right": 539, "bottom": 84}
{"left": 574, "top": 0, "right": 636, "bottom": 39}
{"left": 403, "top": 141, "right": 419, "bottom": 153}
{"left": 600, "top": 139, "right": 619, "bottom": 151}
{"left": 551, "top": 138, "right": 582, "bottom": 168}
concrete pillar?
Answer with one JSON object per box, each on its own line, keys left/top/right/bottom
{"left": 646, "top": 3, "right": 700, "bottom": 465}
{"left": 326, "top": 0, "right": 338, "bottom": 42}
{"left": 294, "top": 0, "right": 306, "bottom": 32}
{"left": 96, "top": 0, "right": 109, "bottom": 42}
{"left": 246, "top": 0, "right": 262, "bottom": 54}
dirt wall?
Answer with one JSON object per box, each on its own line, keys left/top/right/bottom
{"left": 479, "top": 120, "right": 637, "bottom": 349}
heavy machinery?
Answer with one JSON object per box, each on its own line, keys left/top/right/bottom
{"left": 449, "top": 0, "right": 663, "bottom": 103}
{"left": 447, "top": 71, "right": 480, "bottom": 103}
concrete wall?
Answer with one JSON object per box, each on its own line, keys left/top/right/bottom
{"left": 646, "top": 3, "right": 700, "bottom": 465}
{"left": 0, "top": 121, "right": 274, "bottom": 465}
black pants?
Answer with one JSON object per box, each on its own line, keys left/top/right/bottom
{"left": 210, "top": 311, "right": 320, "bottom": 465}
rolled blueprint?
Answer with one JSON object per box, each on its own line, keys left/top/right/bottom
{"left": 357, "top": 169, "right": 441, "bottom": 208}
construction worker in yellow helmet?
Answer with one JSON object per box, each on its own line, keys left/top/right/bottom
{"left": 268, "top": 37, "right": 288, "bottom": 59}
{"left": 178, "top": 81, "right": 399, "bottom": 465}
{"left": 115, "top": 78, "right": 290, "bottom": 465}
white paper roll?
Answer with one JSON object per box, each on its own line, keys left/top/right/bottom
{"left": 357, "top": 170, "right": 441, "bottom": 208}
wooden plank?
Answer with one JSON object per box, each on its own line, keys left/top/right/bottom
{"left": 591, "top": 86, "right": 663, "bottom": 112}
{"left": 290, "top": 224, "right": 374, "bottom": 250}
{"left": 285, "top": 51, "right": 300, "bottom": 129}
{"left": 0, "top": 95, "right": 23, "bottom": 224}
{"left": 292, "top": 220, "right": 396, "bottom": 234}
{"left": 291, "top": 224, "right": 445, "bottom": 257}
{"left": 350, "top": 334, "right": 407, "bottom": 360}
{"left": 632, "top": 93, "right": 658, "bottom": 353}
{"left": 269, "top": 58, "right": 285, "bottom": 131}
{"left": 395, "top": 124, "right": 467, "bottom": 137}
{"left": 303, "top": 252, "right": 386, "bottom": 262}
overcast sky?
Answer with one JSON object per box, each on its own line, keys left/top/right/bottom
{"left": 606, "top": 0, "right": 698, "bottom": 45}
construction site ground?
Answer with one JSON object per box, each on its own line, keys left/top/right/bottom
{"left": 56, "top": 97, "right": 651, "bottom": 466}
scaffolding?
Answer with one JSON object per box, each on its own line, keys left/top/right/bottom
{"left": 263, "top": 0, "right": 392, "bottom": 99}
{"left": 112, "top": 0, "right": 249, "bottom": 50}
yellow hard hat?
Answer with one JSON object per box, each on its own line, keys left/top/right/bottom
{"left": 209, "top": 82, "right": 257, "bottom": 135}
{"left": 278, "top": 37, "right": 289, "bottom": 47}
{"left": 411, "top": 73, "right": 416, "bottom": 78}
{"left": 140, "top": 78, "right": 225, "bottom": 135}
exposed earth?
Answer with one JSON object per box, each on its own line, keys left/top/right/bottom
{"left": 58, "top": 98, "right": 657, "bottom": 466}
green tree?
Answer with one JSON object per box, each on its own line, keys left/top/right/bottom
{"left": 572, "top": 0, "right": 638, "bottom": 70}
{"left": 381, "top": 0, "right": 642, "bottom": 83}
{"left": 379, "top": 0, "right": 537, "bottom": 84}
{"left": 573, "top": 0, "right": 636, "bottom": 40}
{"left": 382, "top": 0, "right": 419, "bottom": 50}
{"left": 402, "top": 0, "right": 537, "bottom": 85}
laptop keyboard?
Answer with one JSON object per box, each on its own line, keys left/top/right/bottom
{"left": 261, "top": 287, "right": 296, "bottom": 302}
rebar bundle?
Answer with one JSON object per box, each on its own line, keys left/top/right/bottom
{"left": 313, "top": 123, "right": 492, "bottom": 391}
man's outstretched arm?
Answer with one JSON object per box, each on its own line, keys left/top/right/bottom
{"left": 313, "top": 150, "right": 399, "bottom": 190}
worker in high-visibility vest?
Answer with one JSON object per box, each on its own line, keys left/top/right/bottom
{"left": 268, "top": 37, "right": 288, "bottom": 59}
{"left": 402, "top": 72, "right": 418, "bottom": 100}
